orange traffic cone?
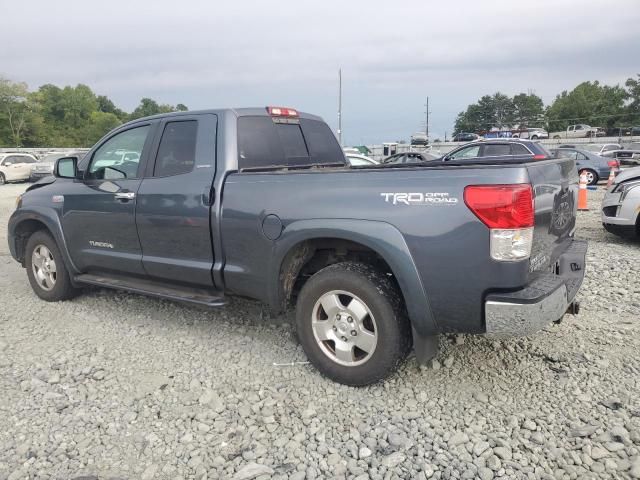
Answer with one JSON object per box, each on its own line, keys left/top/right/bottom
{"left": 578, "top": 171, "right": 588, "bottom": 211}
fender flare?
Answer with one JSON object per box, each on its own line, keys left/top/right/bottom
{"left": 8, "top": 207, "right": 80, "bottom": 274}
{"left": 268, "top": 218, "right": 438, "bottom": 336}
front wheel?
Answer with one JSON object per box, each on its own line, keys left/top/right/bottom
{"left": 0, "top": 173, "right": 5, "bottom": 185}
{"left": 579, "top": 169, "right": 598, "bottom": 186}
{"left": 25, "top": 231, "right": 77, "bottom": 302}
{"left": 295, "top": 262, "right": 411, "bottom": 386}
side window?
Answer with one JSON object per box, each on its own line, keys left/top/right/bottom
{"left": 87, "top": 125, "right": 150, "bottom": 180}
{"left": 1, "top": 157, "right": 12, "bottom": 165}
{"left": 576, "top": 125, "right": 583, "bottom": 131}
{"left": 154, "top": 121, "right": 198, "bottom": 177}
{"left": 482, "top": 144, "right": 511, "bottom": 156}
{"left": 576, "top": 153, "right": 588, "bottom": 161}
{"left": 6, "top": 156, "right": 23, "bottom": 164}
{"left": 511, "top": 144, "right": 530, "bottom": 155}
{"left": 449, "top": 145, "right": 480, "bottom": 160}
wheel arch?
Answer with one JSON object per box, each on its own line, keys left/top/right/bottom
{"left": 269, "top": 219, "right": 438, "bottom": 336}
{"left": 8, "top": 208, "right": 79, "bottom": 273}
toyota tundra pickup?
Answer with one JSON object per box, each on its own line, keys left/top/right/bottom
{"left": 8, "top": 107, "right": 587, "bottom": 385}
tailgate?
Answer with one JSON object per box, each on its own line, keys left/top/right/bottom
{"left": 526, "top": 157, "right": 578, "bottom": 274}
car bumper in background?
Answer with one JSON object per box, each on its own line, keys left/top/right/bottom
{"left": 484, "top": 240, "right": 587, "bottom": 336}
{"left": 29, "top": 172, "right": 53, "bottom": 181}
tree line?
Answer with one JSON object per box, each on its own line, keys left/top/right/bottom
{"left": 0, "top": 76, "right": 188, "bottom": 147}
{"left": 455, "top": 75, "right": 640, "bottom": 134}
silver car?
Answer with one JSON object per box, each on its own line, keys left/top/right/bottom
{"left": 601, "top": 166, "right": 640, "bottom": 238}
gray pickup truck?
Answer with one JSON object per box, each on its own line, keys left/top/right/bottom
{"left": 8, "top": 107, "right": 587, "bottom": 385}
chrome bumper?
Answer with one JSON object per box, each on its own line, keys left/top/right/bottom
{"left": 484, "top": 240, "right": 587, "bottom": 337}
{"left": 485, "top": 284, "right": 569, "bottom": 337}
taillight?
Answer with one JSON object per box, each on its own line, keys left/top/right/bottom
{"left": 464, "top": 184, "right": 535, "bottom": 261}
{"left": 267, "top": 106, "right": 299, "bottom": 117}
{"left": 607, "top": 160, "right": 619, "bottom": 169}
{"left": 533, "top": 154, "right": 546, "bottom": 160}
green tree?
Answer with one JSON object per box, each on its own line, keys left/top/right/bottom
{"left": 97, "top": 95, "right": 127, "bottom": 121}
{"left": 0, "top": 77, "right": 31, "bottom": 146}
{"left": 81, "top": 111, "right": 122, "bottom": 145}
{"left": 130, "top": 97, "right": 175, "bottom": 120}
{"left": 625, "top": 74, "right": 640, "bottom": 125}
{"left": 512, "top": 93, "right": 545, "bottom": 128}
{"left": 546, "top": 81, "right": 627, "bottom": 131}
{"left": 176, "top": 103, "right": 189, "bottom": 112}
{"left": 454, "top": 93, "right": 515, "bottom": 133}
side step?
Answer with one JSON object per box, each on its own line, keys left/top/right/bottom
{"left": 74, "top": 273, "right": 226, "bottom": 307}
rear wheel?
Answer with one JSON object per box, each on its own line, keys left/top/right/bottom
{"left": 531, "top": 135, "right": 539, "bottom": 140}
{"left": 579, "top": 169, "right": 598, "bottom": 186}
{"left": 25, "top": 231, "right": 77, "bottom": 301}
{"left": 553, "top": 135, "right": 561, "bottom": 139}
{"left": 295, "top": 262, "right": 411, "bottom": 386}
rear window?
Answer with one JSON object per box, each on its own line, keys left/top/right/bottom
{"left": 238, "top": 116, "right": 344, "bottom": 169}
{"left": 482, "top": 144, "right": 511, "bottom": 156}
{"left": 511, "top": 144, "right": 531, "bottom": 155}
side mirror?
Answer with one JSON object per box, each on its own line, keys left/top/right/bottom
{"left": 4, "top": 162, "right": 11, "bottom": 166}
{"left": 54, "top": 157, "right": 78, "bottom": 178}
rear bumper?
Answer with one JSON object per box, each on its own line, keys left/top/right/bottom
{"left": 484, "top": 239, "right": 587, "bottom": 337}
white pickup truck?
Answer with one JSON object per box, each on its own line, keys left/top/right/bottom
{"left": 551, "top": 124, "right": 600, "bottom": 139}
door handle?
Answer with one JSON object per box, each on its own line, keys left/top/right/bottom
{"left": 115, "top": 192, "right": 136, "bottom": 201}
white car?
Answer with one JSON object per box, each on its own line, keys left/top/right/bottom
{"left": 602, "top": 166, "right": 640, "bottom": 238}
{"left": 0, "top": 153, "right": 38, "bottom": 185}
{"left": 345, "top": 154, "right": 378, "bottom": 166}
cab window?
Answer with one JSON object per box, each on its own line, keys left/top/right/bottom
{"left": 87, "top": 125, "right": 150, "bottom": 180}
{"left": 154, "top": 121, "right": 198, "bottom": 177}
{"left": 449, "top": 145, "right": 480, "bottom": 160}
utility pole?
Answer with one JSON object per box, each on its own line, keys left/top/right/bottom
{"left": 337, "top": 69, "right": 342, "bottom": 146}
{"left": 424, "top": 97, "right": 430, "bottom": 141}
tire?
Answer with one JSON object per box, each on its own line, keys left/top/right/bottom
{"left": 553, "top": 135, "right": 561, "bottom": 139}
{"left": 0, "top": 173, "right": 5, "bottom": 185}
{"left": 531, "top": 135, "right": 538, "bottom": 140}
{"left": 295, "top": 262, "right": 411, "bottom": 386}
{"left": 579, "top": 169, "right": 598, "bottom": 186}
{"left": 25, "top": 230, "right": 77, "bottom": 302}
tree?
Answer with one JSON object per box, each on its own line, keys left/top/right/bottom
{"left": 625, "top": 74, "right": 640, "bottom": 125}
{"left": 83, "top": 111, "right": 122, "bottom": 145}
{"left": 0, "top": 77, "right": 30, "bottom": 146}
{"left": 97, "top": 95, "right": 127, "bottom": 120}
{"left": 546, "top": 81, "right": 627, "bottom": 131}
{"left": 454, "top": 93, "right": 516, "bottom": 133}
{"left": 176, "top": 103, "right": 189, "bottom": 112}
{"left": 512, "top": 93, "right": 545, "bottom": 128}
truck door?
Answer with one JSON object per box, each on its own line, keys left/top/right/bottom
{"left": 135, "top": 114, "right": 218, "bottom": 287}
{"left": 61, "top": 123, "right": 155, "bottom": 275}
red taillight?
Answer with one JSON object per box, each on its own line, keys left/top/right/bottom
{"left": 267, "top": 106, "right": 299, "bottom": 117}
{"left": 533, "top": 154, "right": 546, "bottom": 160}
{"left": 464, "top": 184, "right": 534, "bottom": 228}
{"left": 607, "top": 160, "right": 619, "bottom": 168}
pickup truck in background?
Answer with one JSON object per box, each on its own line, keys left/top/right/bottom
{"left": 550, "top": 124, "right": 601, "bottom": 139}
{"left": 8, "top": 106, "right": 587, "bottom": 385}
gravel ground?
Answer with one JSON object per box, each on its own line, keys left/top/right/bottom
{"left": 0, "top": 182, "right": 639, "bottom": 480}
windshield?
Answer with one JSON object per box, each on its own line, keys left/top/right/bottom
{"left": 582, "top": 144, "right": 604, "bottom": 153}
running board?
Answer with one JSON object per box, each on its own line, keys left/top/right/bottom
{"left": 74, "top": 273, "right": 226, "bottom": 307}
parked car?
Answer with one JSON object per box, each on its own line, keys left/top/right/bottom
{"left": 440, "top": 139, "right": 550, "bottom": 162}
{"left": 551, "top": 147, "right": 617, "bottom": 186}
{"left": 30, "top": 151, "right": 87, "bottom": 182}
{"left": 345, "top": 154, "right": 378, "bottom": 166}
{"left": 579, "top": 144, "right": 622, "bottom": 156}
{"left": 451, "top": 132, "right": 480, "bottom": 142}
{"left": 512, "top": 128, "right": 549, "bottom": 140}
{"left": 0, "top": 153, "right": 38, "bottom": 185}
{"left": 410, "top": 133, "right": 429, "bottom": 146}
{"left": 601, "top": 166, "right": 640, "bottom": 238}
{"left": 382, "top": 152, "right": 439, "bottom": 164}
{"left": 601, "top": 143, "right": 640, "bottom": 167}
{"left": 8, "top": 106, "right": 586, "bottom": 385}
{"left": 550, "top": 124, "right": 599, "bottom": 139}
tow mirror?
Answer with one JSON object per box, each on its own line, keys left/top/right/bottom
{"left": 54, "top": 157, "right": 78, "bottom": 178}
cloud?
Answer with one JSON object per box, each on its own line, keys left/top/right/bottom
{"left": 2, "top": 0, "right": 639, "bottom": 144}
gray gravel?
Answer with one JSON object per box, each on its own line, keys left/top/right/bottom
{"left": 0, "top": 182, "right": 639, "bottom": 480}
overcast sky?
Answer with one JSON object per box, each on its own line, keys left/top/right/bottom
{"left": 2, "top": 0, "right": 639, "bottom": 144}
